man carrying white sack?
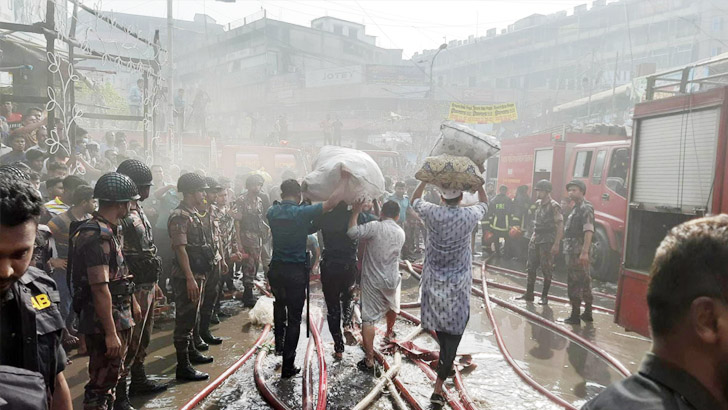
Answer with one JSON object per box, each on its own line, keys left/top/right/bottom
{"left": 411, "top": 179, "right": 488, "bottom": 407}
{"left": 347, "top": 199, "right": 405, "bottom": 375}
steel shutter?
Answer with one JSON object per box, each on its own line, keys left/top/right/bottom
{"left": 632, "top": 107, "right": 720, "bottom": 210}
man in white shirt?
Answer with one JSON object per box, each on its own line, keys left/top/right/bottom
{"left": 347, "top": 199, "right": 405, "bottom": 374}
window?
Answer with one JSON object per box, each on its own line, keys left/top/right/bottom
{"left": 573, "top": 151, "right": 593, "bottom": 178}
{"left": 713, "top": 17, "right": 724, "bottom": 32}
{"left": 606, "top": 148, "right": 630, "bottom": 197}
{"left": 592, "top": 150, "right": 607, "bottom": 184}
{"left": 348, "top": 28, "right": 358, "bottom": 39}
{"left": 333, "top": 24, "right": 343, "bottom": 35}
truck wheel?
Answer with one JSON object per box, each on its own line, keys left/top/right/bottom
{"left": 590, "top": 228, "right": 618, "bottom": 283}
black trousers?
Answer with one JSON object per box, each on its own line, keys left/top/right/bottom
{"left": 320, "top": 259, "right": 357, "bottom": 352}
{"left": 268, "top": 262, "right": 307, "bottom": 370}
{"left": 436, "top": 331, "right": 463, "bottom": 380}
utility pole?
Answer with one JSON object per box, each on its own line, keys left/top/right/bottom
{"left": 167, "top": 0, "right": 175, "bottom": 161}
{"left": 44, "top": 0, "right": 56, "bottom": 133}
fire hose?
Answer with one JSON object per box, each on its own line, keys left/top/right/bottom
{"left": 480, "top": 276, "right": 578, "bottom": 410}
{"left": 179, "top": 324, "right": 271, "bottom": 410}
{"left": 303, "top": 313, "right": 327, "bottom": 410}
{"left": 254, "top": 346, "right": 292, "bottom": 410}
{"left": 471, "top": 265, "right": 631, "bottom": 378}
{"left": 483, "top": 263, "right": 616, "bottom": 301}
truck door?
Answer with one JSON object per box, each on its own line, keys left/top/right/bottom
{"left": 533, "top": 148, "right": 553, "bottom": 187}
{"left": 591, "top": 149, "right": 607, "bottom": 207}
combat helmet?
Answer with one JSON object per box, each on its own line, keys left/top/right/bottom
{"left": 177, "top": 172, "right": 209, "bottom": 194}
{"left": 94, "top": 172, "right": 140, "bottom": 202}
{"left": 534, "top": 180, "right": 553, "bottom": 193}
{"left": 116, "top": 159, "right": 153, "bottom": 187}
{"left": 566, "top": 179, "right": 587, "bottom": 194}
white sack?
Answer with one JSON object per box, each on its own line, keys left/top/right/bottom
{"left": 431, "top": 121, "right": 501, "bottom": 166}
{"left": 248, "top": 296, "right": 274, "bottom": 326}
{"left": 303, "top": 146, "right": 385, "bottom": 203}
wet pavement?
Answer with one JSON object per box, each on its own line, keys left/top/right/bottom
{"left": 64, "top": 261, "right": 651, "bottom": 409}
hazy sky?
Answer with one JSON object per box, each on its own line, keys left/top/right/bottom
{"left": 95, "top": 0, "right": 594, "bottom": 58}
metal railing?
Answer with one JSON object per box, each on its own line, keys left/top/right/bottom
{"left": 645, "top": 53, "right": 728, "bottom": 101}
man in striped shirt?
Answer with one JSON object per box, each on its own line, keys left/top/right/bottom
{"left": 42, "top": 175, "right": 86, "bottom": 223}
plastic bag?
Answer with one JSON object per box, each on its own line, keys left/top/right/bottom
{"left": 303, "top": 146, "right": 385, "bottom": 203}
{"left": 248, "top": 296, "right": 274, "bottom": 326}
{"left": 431, "top": 121, "right": 501, "bottom": 166}
{"left": 415, "top": 154, "right": 485, "bottom": 191}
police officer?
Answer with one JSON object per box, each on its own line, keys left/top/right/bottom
{"left": 517, "top": 180, "right": 563, "bottom": 304}
{"left": 71, "top": 172, "right": 140, "bottom": 410}
{"left": 484, "top": 185, "right": 513, "bottom": 257}
{"left": 267, "top": 177, "right": 347, "bottom": 378}
{"left": 562, "top": 180, "right": 595, "bottom": 325}
{"left": 196, "top": 177, "right": 225, "bottom": 347}
{"left": 115, "top": 160, "right": 168, "bottom": 401}
{"left": 168, "top": 173, "right": 213, "bottom": 381}
{"left": 234, "top": 174, "right": 268, "bottom": 307}
{"left": 0, "top": 172, "right": 72, "bottom": 409}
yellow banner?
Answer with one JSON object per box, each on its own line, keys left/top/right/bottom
{"left": 448, "top": 102, "right": 518, "bottom": 124}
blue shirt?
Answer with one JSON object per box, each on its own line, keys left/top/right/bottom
{"left": 267, "top": 200, "right": 323, "bottom": 263}
{"left": 386, "top": 194, "right": 410, "bottom": 223}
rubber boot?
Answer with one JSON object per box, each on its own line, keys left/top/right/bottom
{"left": 189, "top": 341, "right": 214, "bottom": 364}
{"left": 129, "top": 362, "right": 168, "bottom": 396}
{"left": 175, "top": 341, "right": 209, "bottom": 381}
{"left": 193, "top": 330, "right": 209, "bottom": 351}
{"left": 563, "top": 302, "right": 581, "bottom": 325}
{"left": 242, "top": 286, "right": 257, "bottom": 308}
{"left": 516, "top": 282, "right": 535, "bottom": 302}
{"left": 112, "top": 375, "right": 136, "bottom": 410}
{"left": 581, "top": 303, "right": 593, "bottom": 322}
{"left": 539, "top": 279, "right": 551, "bottom": 305}
{"left": 199, "top": 316, "right": 222, "bottom": 345}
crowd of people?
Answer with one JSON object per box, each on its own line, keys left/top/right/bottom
{"left": 2, "top": 102, "right": 728, "bottom": 410}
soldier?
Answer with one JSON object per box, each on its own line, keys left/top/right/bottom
{"left": 71, "top": 172, "right": 140, "bottom": 410}
{"left": 196, "top": 177, "right": 225, "bottom": 348}
{"left": 517, "top": 180, "right": 563, "bottom": 304}
{"left": 0, "top": 172, "right": 73, "bottom": 409}
{"left": 213, "top": 184, "right": 242, "bottom": 319}
{"left": 115, "top": 160, "right": 168, "bottom": 403}
{"left": 234, "top": 174, "right": 268, "bottom": 307}
{"left": 561, "top": 179, "right": 595, "bottom": 325}
{"left": 484, "top": 185, "right": 513, "bottom": 257}
{"left": 168, "top": 173, "right": 213, "bottom": 381}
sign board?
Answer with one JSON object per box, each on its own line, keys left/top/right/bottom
{"left": 366, "top": 65, "right": 427, "bottom": 85}
{"left": 448, "top": 102, "right": 518, "bottom": 124}
{"left": 305, "top": 65, "right": 363, "bottom": 88}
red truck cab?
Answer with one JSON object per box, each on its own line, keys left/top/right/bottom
{"left": 567, "top": 140, "right": 631, "bottom": 281}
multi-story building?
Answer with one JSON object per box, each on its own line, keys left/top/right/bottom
{"left": 416, "top": 0, "right": 728, "bottom": 130}
{"left": 174, "top": 13, "right": 439, "bottom": 143}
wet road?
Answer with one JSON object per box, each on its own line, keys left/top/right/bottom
{"left": 65, "top": 261, "right": 650, "bottom": 409}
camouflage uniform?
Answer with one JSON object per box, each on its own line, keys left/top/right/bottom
{"left": 72, "top": 213, "right": 135, "bottom": 410}
{"left": 199, "top": 205, "right": 223, "bottom": 327}
{"left": 120, "top": 203, "right": 163, "bottom": 389}
{"left": 526, "top": 197, "right": 563, "bottom": 300}
{"left": 217, "top": 203, "right": 238, "bottom": 300}
{"left": 563, "top": 199, "right": 595, "bottom": 306}
{"left": 168, "top": 204, "right": 214, "bottom": 345}
{"left": 235, "top": 192, "right": 268, "bottom": 302}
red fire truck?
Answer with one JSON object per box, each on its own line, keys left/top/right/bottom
{"left": 616, "top": 84, "right": 728, "bottom": 337}
{"left": 492, "top": 130, "right": 630, "bottom": 282}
